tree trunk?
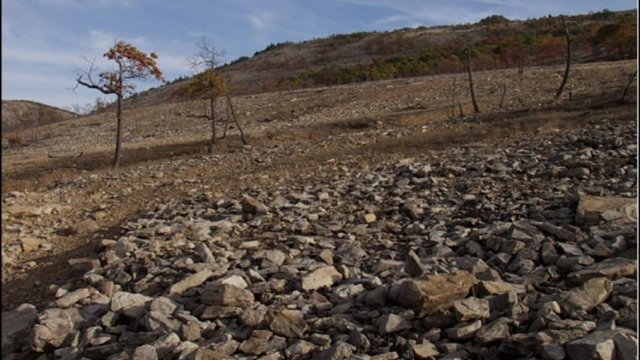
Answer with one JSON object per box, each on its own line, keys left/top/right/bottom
{"left": 499, "top": 84, "right": 507, "bottom": 109}
{"left": 222, "top": 97, "right": 231, "bottom": 139}
{"left": 208, "top": 95, "right": 216, "bottom": 153}
{"left": 620, "top": 70, "right": 637, "bottom": 104}
{"left": 113, "top": 93, "right": 123, "bottom": 168}
{"left": 554, "top": 16, "right": 572, "bottom": 103}
{"left": 227, "top": 95, "right": 248, "bottom": 145}
{"left": 466, "top": 48, "right": 480, "bottom": 113}
{"left": 451, "top": 76, "right": 457, "bottom": 118}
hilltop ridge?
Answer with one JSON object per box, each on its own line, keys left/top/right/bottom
{"left": 123, "top": 9, "right": 636, "bottom": 109}
{"left": 1, "top": 100, "right": 78, "bottom": 134}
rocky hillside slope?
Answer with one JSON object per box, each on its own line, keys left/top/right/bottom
{"left": 2, "top": 100, "right": 77, "bottom": 134}
{"left": 123, "top": 9, "right": 636, "bottom": 109}
{"left": 2, "top": 98, "right": 636, "bottom": 359}
{"left": 1, "top": 59, "right": 636, "bottom": 359}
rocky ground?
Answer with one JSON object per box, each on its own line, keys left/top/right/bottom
{"left": 1, "top": 60, "right": 637, "bottom": 359}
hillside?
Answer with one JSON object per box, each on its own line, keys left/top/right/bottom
{"left": 1, "top": 59, "right": 637, "bottom": 359}
{"left": 123, "top": 9, "right": 636, "bottom": 109}
{"left": 2, "top": 100, "right": 77, "bottom": 134}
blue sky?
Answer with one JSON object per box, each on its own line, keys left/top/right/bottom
{"left": 2, "top": 0, "right": 636, "bottom": 110}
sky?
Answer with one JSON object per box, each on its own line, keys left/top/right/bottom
{"left": 2, "top": 0, "right": 637, "bottom": 111}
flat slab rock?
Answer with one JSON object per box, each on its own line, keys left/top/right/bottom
{"left": 301, "top": 266, "right": 343, "bottom": 291}
{"left": 576, "top": 195, "right": 637, "bottom": 227}
{"left": 389, "top": 271, "right": 476, "bottom": 316}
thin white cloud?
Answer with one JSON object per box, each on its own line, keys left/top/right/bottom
{"left": 4, "top": 71, "right": 71, "bottom": 86}
{"left": 156, "top": 53, "right": 190, "bottom": 73}
{"left": 34, "top": 0, "right": 137, "bottom": 8}
{"left": 3, "top": 47, "right": 84, "bottom": 67}
{"left": 88, "top": 30, "right": 151, "bottom": 52}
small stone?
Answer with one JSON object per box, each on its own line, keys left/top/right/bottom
{"left": 567, "top": 258, "right": 637, "bottom": 283}
{"left": 476, "top": 280, "right": 526, "bottom": 296}
{"left": 265, "top": 249, "right": 286, "bottom": 266}
{"left": 67, "top": 257, "right": 101, "bottom": 273}
{"left": 404, "top": 250, "right": 425, "bottom": 277}
{"left": 155, "top": 225, "right": 172, "bottom": 235}
{"left": 56, "top": 288, "right": 91, "bottom": 308}
{"left": 201, "top": 284, "right": 254, "bottom": 308}
{"left": 312, "top": 341, "right": 354, "bottom": 360}
{"left": 389, "top": 272, "right": 476, "bottom": 316}
{"left": 150, "top": 297, "right": 178, "bottom": 315}
{"left": 241, "top": 195, "right": 269, "bottom": 215}
{"left": 238, "top": 331, "right": 272, "bottom": 356}
{"left": 365, "top": 286, "right": 389, "bottom": 307}
{"left": 20, "top": 237, "right": 42, "bottom": 252}
{"left": 181, "top": 321, "right": 201, "bottom": 342}
{"left": 132, "top": 344, "right": 158, "bottom": 360}
{"left": 378, "top": 313, "right": 412, "bottom": 334}
{"left": 576, "top": 195, "right": 636, "bottom": 227}
{"left": 475, "top": 317, "right": 511, "bottom": 344}
{"left": 168, "top": 269, "right": 213, "bottom": 295}
{"left": 613, "top": 332, "right": 638, "bottom": 360}
{"left": 2, "top": 303, "right": 38, "bottom": 354}
{"left": 74, "top": 219, "right": 100, "bottom": 233}
{"left": 174, "top": 341, "right": 198, "bottom": 359}
{"left": 363, "top": 213, "right": 377, "bottom": 223}
{"left": 561, "top": 277, "right": 613, "bottom": 313}
{"left": 220, "top": 274, "right": 249, "bottom": 289}
{"left": 301, "top": 266, "right": 343, "bottom": 291}
{"left": 200, "top": 306, "right": 243, "bottom": 319}
{"left": 240, "top": 305, "right": 268, "bottom": 327}
{"left": 265, "top": 309, "right": 307, "bottom": 338}
{"left": 453, "top": 297, "right": 490, "bottom": 321}
{"left": 110, "top": 292, "right": 153, "bottom": 318}
{"left": 31, "top": 308, "right": 84, "bottom": 351}
{"left": 566, "top": 331, "right": 617, "bottom": 360}
{"left": 445, "top": 320, "right": 482, "bottom": 341}
{"left": 412, "top": 339, "right": 439, "bottom": 359}
{"left": 150, "top": 332, "right": 180, "bottom": 359}
{"left": 285, "top": 340, "right": 317, "bottom": 359}
{"left": 318, "top": 249, "right": 334, "bottom": 265}
{"left": 539, "top": 344, "right": 566, "bottom": 360}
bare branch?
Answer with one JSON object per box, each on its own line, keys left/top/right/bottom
{"left": 188, "top": 36, "right": 226, "bottom": 72}
{"left": 73, "top": 57, "right": 115, "bottom": 95}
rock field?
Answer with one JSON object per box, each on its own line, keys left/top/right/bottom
{"left": 2, "top": 101, "right": 637, "bottom": 359}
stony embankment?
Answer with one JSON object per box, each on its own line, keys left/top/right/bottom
{"left": 2, "top": 117, "right": 637, "bottom": 360}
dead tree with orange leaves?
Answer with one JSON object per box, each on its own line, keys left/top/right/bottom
{"left": 75, "top": 41, "right": 164, "bottom": 168}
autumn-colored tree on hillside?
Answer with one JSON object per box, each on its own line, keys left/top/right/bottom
{"left": 75, "top": 41, "right": 164, "bottom": 168}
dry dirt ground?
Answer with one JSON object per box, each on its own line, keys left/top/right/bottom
{"left": 1, "top": 60, "right": 637, "bottom": 311}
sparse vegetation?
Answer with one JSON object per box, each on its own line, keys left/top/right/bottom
{"left": 478, "top": 14, "right": 510, "bottom": 25}
{"left": 265, "top": 11, "right": 636, "bottom": 92}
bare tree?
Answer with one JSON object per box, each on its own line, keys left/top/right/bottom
{"left": 188, "top": 38, "right": 247, "bottom": 152}
{"left": 465, "top": 47, "right": 481, "bottom": 113}
{"left": 75, "top": 41, "right": 164, "bottom": 168}
{"left": 188, "top": 37, "right": 225, "bottom": 71}
{"left": 188, "top": 38, "right": 226, "bottom": 152}
{"left": 554, "top": 16, "right": 572, "bottom": 103}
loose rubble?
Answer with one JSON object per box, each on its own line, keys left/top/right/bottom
{"left": 1, "top": 114, "right": 637, "bottom": 359}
